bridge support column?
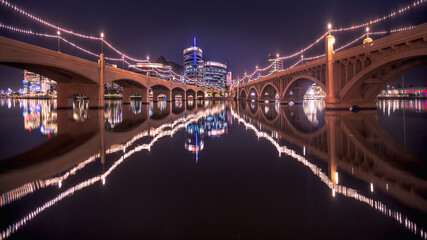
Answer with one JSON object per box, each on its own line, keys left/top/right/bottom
{"left": 57, "top": 83, "right": 101, "bottom": 109}
{"left": 122, "top": 87, "right": 149, "bottom": 104}
{"left": 324, "top": 33, "right": 340, "bottom": 110}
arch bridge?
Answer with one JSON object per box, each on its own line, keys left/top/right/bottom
{"left": 234, "top": 23, "right": 427, "bottom": 109}
{"left": 0, "top": 36, "right": 220, "bottom": 108}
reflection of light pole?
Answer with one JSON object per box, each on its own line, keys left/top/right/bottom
{"left": 57, "top": 31, "right": 60, "bottom": 52}
{"left": 100, "top": 32, "right": 104, "bottom": 54}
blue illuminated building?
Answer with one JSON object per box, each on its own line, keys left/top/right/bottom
{"left": 183, "top": 38, "right": 204, "bottom": 84}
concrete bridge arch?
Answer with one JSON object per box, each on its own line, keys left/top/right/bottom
{"left": 260, "top": 83, "right": 280, "bottom": 101}
{"left": 281, "top": 75, "right": 327, "bottom": 103}
{"left": 339, "top": 48, "right": 427, "bottom": 103}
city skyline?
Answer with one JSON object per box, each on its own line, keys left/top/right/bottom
{"left": 0, "top": 0, "right": 426, "bottom": 90}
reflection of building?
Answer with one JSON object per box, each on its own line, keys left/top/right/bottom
{"left": 104, "top": 100, "right": 122, "bottom": 129}
{"left": 303, "top": 100, "right": 325, "bottom": 126}
{"left": 128, "top": 63, "right": 173, "bottom": 81}
{"left": 21, "top": 99, "right": 57, "bottom": 137}
{"left": 185, "top": 119, "right": 205, "bottom": 163}
{"left": 183, "top": 39, "right": 204, "bottom": 83}
{"left": 184, "top": 110, "right": 228, "bottom": 163}
{"left": 23, "top": 70, "right": 57, "bottom": 94}
{"left": 268, "top": 54, "right": 283, "bottom": 74}
{"left": 204, "top": 61, "right": 228, "bottom": 87}
{"left": 205, "top": 112, "right": 228, "bottom": 137}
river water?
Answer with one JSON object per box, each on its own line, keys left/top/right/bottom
{"left": 0, "top": 98, "right": 426, "bottom": 239}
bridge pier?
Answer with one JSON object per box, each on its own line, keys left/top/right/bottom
{"left": 57, "top": 83, "right": 102, "bottom": 109}
{"left": 324, "top": 33, "right": 342, "bottom": 110}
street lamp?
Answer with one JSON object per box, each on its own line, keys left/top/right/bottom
{"left": 100, "top": 32, "right": 104, "bottom": 54}
{"left": 57, "top": 31, "right": 60, "bottom": 52}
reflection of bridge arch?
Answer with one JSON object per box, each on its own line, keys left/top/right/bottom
{"left": 234, "top": 101, "right": 427, "bottom": 212}
{"left": 259, "top": 103, "right": 280, "bottom": 123}
{"left": 281, "top": 75, "right": 327, "bottom": 102}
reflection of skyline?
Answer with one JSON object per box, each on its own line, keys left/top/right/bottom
{"left": 1, "top": 100, "right": 426, "bottom": 239}
{"left": 185, "top": 107, "right": 228, "bottom": 163}
{"left": 0, "top": 104, "right": 225, "bottom": 240}
{"left": 379, "top": 99, "right": 427, "bottom": 115}
{"left": 0, "top": 98, "right": 58, "bottom": 137}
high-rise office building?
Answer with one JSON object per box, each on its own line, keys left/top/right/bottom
{"left": 204, "top": 61, "right": 227, "bottom": 87}
{"left": 183, "top": 38, "right": 204, "bottom": 84}
{"left": 268, "top": 54, "right": 283, "bottom": 74}
{"left": 23, "top": 70, "right": 57, "bottom": 94}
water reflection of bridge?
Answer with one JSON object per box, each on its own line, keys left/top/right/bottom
{"left": 0, "top": 99, "right": 213, "bottom": 194}
{"left": 233, "top": 101, "right": 427, "bottom": 212}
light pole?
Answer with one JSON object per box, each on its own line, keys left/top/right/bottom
{"left": 122, "top": 55, "right": 124, "bottom": 69}
{"left": 100, "top": 32, "right": 104, "bottom": 54}
{"left": 57, "top": 31, "right": 60, "bottom": 52}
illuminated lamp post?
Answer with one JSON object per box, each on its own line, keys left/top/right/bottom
{"left": 100, "top": 32, "right": 104, "bottom": 54}
{"left": 363, "top": 27, "right": 373, "bottom": 46}
{"left": 57, "top": 31, "right": 60, "bottom": 52}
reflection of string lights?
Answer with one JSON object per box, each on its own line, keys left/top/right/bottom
{"left": 0, "top": 105, "right": 225, "bottom": 239}
{"left": 230, "top": 109, "right": 426, "bottom": 239}
{"left": 0, "top": 104, "right": 224, "bottom": 209}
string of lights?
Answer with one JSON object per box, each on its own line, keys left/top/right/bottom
{"left": 1, "top": 0, "right": 425, "bottom": 78}
{"left": 331, "top": 0, "right": 426, "bottom": 32}
{"left": 0, "top": 22, "right": 223, "bottom": 90}
{"left": 234, "top": 28, "right": 410, "bottom": 86}
{"left": 0, "top": 0, "right": 100, "bottom": 40}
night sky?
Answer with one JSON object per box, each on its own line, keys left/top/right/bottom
{"left": 0, "top": 0, "right": 426, "bottom": 90}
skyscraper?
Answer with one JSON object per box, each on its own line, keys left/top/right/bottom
{"left": 204, "top": 61, "right": 227, "bottom": 87}
{"left": 183, "top": 38, "right": 204, "bottom": 84}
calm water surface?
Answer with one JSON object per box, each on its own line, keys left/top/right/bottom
{"left": 0, "top": 98, "right": 426, "bottom": 239}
